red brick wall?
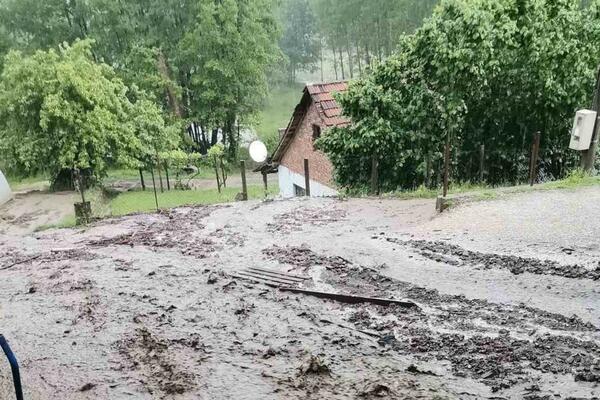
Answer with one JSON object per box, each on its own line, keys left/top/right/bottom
{"left": 280, "top": 101, "right": 335, "bottom": 187}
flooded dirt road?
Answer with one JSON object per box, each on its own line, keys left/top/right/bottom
{"left": 1, "top": 189, "right": 599, "bottom": 399}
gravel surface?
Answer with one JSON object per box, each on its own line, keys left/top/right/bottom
{"left": 0, "top": 187, "right": 599, "bottom": 399}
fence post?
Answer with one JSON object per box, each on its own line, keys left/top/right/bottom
{"left": 240, "top": 160, "right": 248, "bottom": 201}
{"left": 371, "top": 155, "right": 379, "bottom": 195}
{"left": 213, "top": 155, "right": 221, "bottom": 193}
{"left": 262, "top": 171, "right": 268, "bottom": 198}
{"left": 150, "top": 168, "right": 159, "bottom": 211}
{"left": 164, "top": 165, "right": 170, "bottom": 191}
{"left": 443, "top": 139, "right": 451, "bottom": 198}
{"left": 530, "top": 132, "right": 541, "bottom": 186}
{"left": 139, "top": 168, "right": 146, "bottom": 191}
{"left": 157, "top": 164, "right": 164, "bottom": 193}
{"left": 304, "top": 159, "right": 311, "bottom": 197}
{"left": 479, "top": 144, "right": 485, "bottom": 183}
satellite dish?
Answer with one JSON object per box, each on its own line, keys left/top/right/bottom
{"left": 249, "top": 141, "right": 268, "bottom": 163}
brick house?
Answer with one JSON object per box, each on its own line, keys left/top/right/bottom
{"left": 272, "top": 81, "right": 349, "bottom": 197}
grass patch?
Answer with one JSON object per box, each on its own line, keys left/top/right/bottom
{"left": 384, "top": 182, "right": 493, "bottom": 200}
{"left": 541, "top": 169, "right": 600, "bottom": 190}
{"left": 35, "top": 215, "right": 77, "bottom": 232}
{"left": 5, "top": 173, "right": 49, "bottom": 191}
{"left": 109, "top": 185, "right": 278, "bottom": 216}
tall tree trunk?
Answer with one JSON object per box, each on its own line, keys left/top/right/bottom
{"left": 346, "top": 35, "right": 354, "bottom": 79}
{"left": 365, "top": 42, "right": 372, "bottom": 67}
{"left": 339, "top": 48, "right": 346, "bottom": 80}
{"left": 356, "top": 44, "right": 363, "bottom": 76}
{"left": 157, "top": 48, "right": 183, "bottom": 117}
{"left": 332, "top": 48, "right": 339, "bottom": 81}
{"left": 320, "top": 41, "right": 324, "bottom": 82}
{"left": 211, "top": 128, "right": 218, "bottom": 146}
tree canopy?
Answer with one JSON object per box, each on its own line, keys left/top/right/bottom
{"left": 0, "top": 40, "right": 176, "bottom": 184}
{"left": 0, "top": 0, "right": 281, "bottom": 158}
{"left": 318, "top": 0, "right": 600, "bottom": 191}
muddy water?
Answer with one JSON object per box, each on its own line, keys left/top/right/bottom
{"left": 0, "top": 195, "right": 599, "bottom": 399}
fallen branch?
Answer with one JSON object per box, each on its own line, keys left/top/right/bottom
{"left": 0, "top": 255, "right": 41, "bottom": 271}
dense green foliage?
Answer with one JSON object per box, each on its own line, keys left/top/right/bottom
{"left": 0, "top": 0, "right": 281, "bottom": 159}
{"left": 0, "top": 40, "right": 177, "bottom": 185}
{"left": 319, "top": 0, "right": 600, "bottom": 191}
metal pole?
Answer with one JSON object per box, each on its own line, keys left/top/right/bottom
{"left": 0, "top": 335, "right": 24, "bottom": 400}
{"left": 304, "top": 159, "right": 311, "bottom": 197}
{"left": 443, "top": 138, "right": 450, "bottom": 198}
{"left": 240, "top": 160, "right": 248, "bottom": 201}
{"left": 150, "top": 168, "right": 159, "bottom": 211}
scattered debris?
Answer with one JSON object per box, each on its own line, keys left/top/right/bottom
{"left": 299, "top": 355, "right": 330, "bottom": 375}
{"left": 89, "top": 206, "right": 226, "bottom": 259}
{"left": 267, "top": 207, "right": 347, "bottom": 234}
{"left": 232, "top": 267, "right": 310, "bottom": 287}
{"left": 386, "top": 238, "right": 600, "bottom": 280}
{"left": 79, "top": 383, "right": 96, "bottom": 392}
{"left": 262, "top": 245, "right": 351, "bottom": 271}
{"left": 207, "top": 272, "right": 219, "bottom": 284}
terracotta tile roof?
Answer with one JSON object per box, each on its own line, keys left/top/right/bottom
{"left": 306, "top": 81, "right": 350, "bottom": 127}
{"left": 272, "top": 81, "right": 350, "bottom": 163}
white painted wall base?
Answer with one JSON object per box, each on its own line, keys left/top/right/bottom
{"left": 0, "top": 170, "right": 12, "bottom": 206}
{"left": 278, "top": 165, "right": 338, "bottom": 198}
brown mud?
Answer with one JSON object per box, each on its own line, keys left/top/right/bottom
{"left": 1, "top": 195, "right": 599, "bottom": 399}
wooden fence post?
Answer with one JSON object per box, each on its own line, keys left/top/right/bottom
{"left": 443, "top": 139, "right": 451, "bottom": 198}
{"left": 304, "top": 159, "right": 311, "bottom": 197}
{"left": 164, "top": 165, "right": 170, "bottom": 191}
{"left": 262, "top": 172, "right": 268, "bottom": 198}
{"left": 529, "top": 132, "right": 541, "bottom": 186}
{"left": 479, "top": 144, "right": 485, "bottom": 183}
{"left": 371, "top": 155, "right": 379, "bottom": 195}
{"left": 139, "top": 168, "right": 146, "bottom": 191}
{"left": 213, "top": 155, "right": 221, "bottom": 193}
{"left": 150, "top": 168, "right": 159, "bottom": 211}
{"left": 240, "top": 160, "right": 248, "bottom": 201}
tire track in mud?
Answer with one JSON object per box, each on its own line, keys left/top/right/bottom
{"left": 263, "top": 245, "right": 600, "bottom": 395}
{"left": 385, "top": 238, "right": 600, "bottom": 281}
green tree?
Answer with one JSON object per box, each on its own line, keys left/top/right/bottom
{"left": 280, "top": 0, "right": 321, "bottom": 83}
{"left": 319, "top": 0, "right": 600, "bottom": 191}
{"left": 0, "top": 40, "right": 144, "bottom": 187}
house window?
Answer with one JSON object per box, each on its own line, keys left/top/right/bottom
{"left": 312, "top": 124, "right": 322, "bottom": 147}
{"left": 294, "top": 184, "right": 306, "bottom": 197}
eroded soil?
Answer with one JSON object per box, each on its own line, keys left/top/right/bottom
{"left": 1, "top": 193, "right": 600, "bottom": 399}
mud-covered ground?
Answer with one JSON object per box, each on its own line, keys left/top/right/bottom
{"left": 1, "top": 188, "right": 600, "bottom": 399}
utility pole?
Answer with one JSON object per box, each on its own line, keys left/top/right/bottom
{"left": 582, "top": 65, "right": 600, "bottom": 172}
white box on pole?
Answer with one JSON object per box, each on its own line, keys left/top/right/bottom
{"left": 570, "top": 109, "right": 597, "bottom": 151}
